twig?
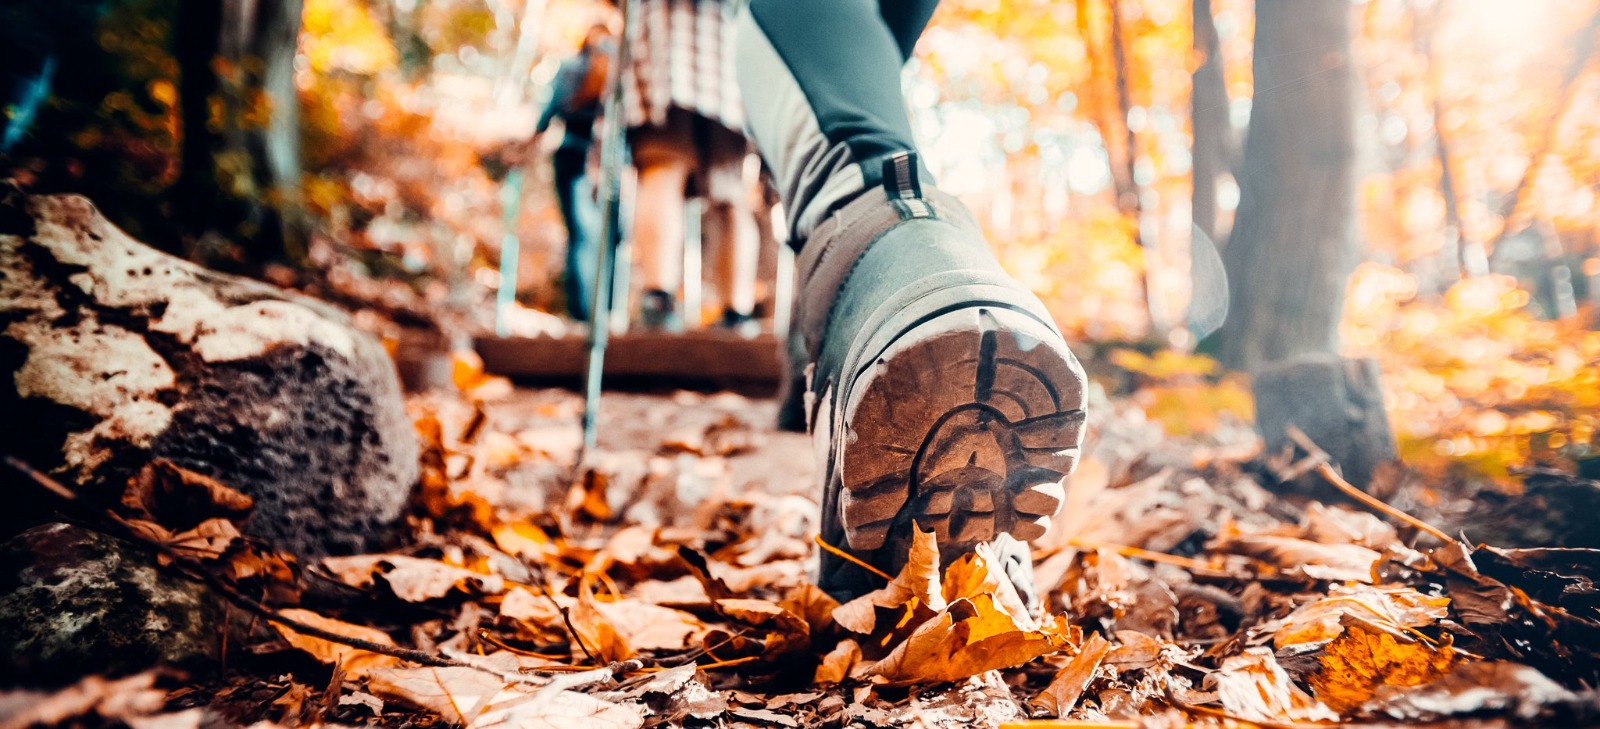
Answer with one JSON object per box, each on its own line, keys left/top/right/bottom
{"left": 1283, "top": 426, "right": 1455, "bottom": 544}
{"left": 526, "top": 561, "right": 598, "bottom": 665}
{"left": 813, "top": 534, "right": 892, "bottom": 581}
{"left": 3, "top": 455, "right": 78, "bottom": 501}
{"left": 1314, "top": 462, "right": 1454, "bottom": 544}
{"left": 1069, "top": 539, "right": 1218, "bottom": 573}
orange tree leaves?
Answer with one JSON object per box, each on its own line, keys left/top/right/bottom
{"left": 1310, "top": 622, "right": 1456, "bottom": 715}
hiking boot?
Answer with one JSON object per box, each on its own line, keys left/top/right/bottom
{"left": 716, "top": 307, "right": 762, "bottom": 338}
{"left": 637, "top": 288, "right": 684, "bottom": 332}
{"left": 800, "top": 153, "right": 1087, "bottom": 606}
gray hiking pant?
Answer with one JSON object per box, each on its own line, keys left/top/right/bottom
{"left": 736, "top": 0, "right": 941, "bottom": 244}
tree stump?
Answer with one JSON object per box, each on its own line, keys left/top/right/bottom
{"left": 1252, "top": 354, "right": 1396, "bottom": 488}
{"left": 1, "top": 190, "right": 418, "bottom": 555}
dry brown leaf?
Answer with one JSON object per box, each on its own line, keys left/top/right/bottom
{"left": 571, "top": 582, "right": 635, "bottom": 663}
{"left": 366, "top": 665, "right": 501, "bottom": 725}
{"left": 1309, "top": 622, "right": 1456, "bottom": 714}
{"left": 491, "top": 522, "right": 558, "bottom": 562}
{"left": 1032, "top": 632, "right": 1112, "bottom": 717}
{"left": 866, "top": 593, "right": 1073, "bottom": 685}
{"left": 1274, "top": 584, "right": 1451, "bottom": 649}
{"left": 815, "top": 639, "right": 863, "bottom": 684}
{"left": 0, "top": 672, "right": 168, "bottom": 729}
{"left": 121, "top": 459, "right": 254, "bottom": 526}
{"left": 595, "top": 598, "right": 709, "bottom": 652}
{"left": 368, "top": 665, "right": 645, "bottom": 728}
{"left": 1209, "top": 531, "right": 1382, "bottom": 583}
{"left": 781, "top": 583, "right": 841, "bottom": 635}
{"left": 1214, "top": 647, "right": 1337, "bottom": 723}
{"left": 1363, "top": 661, "right": 1576, "bottom": 722}
{"left": 321, "top": 554, "right": 506, "bottom": 602}
{"left": 714, "top": 598, "right": 812, "bottom": 656}
{"left": 271, "top": 608, "right": 402, "bottom": 676}
{"left": 1102, "top": 630, "right": 1165, "bottom": 671}
{"left": 833, "top": 528, "right": 945, "bottom": 635}
{"left": 942, "top": 542, "right": 1034, "bottom": 621}
{"left": 162, "top": 518, "right": 243, "bottom": 561}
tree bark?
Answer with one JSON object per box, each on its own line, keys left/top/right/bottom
{"left": 1190, "top": 0, "right": 1235, "bottom": 246}
{"left": 1212, "top": 0, "right": 1358, "bottom": 373}
{"left": 172, "top": 0, "right": 306, "bottom": 267}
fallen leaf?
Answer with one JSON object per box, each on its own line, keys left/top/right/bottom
{"left": 369, "top": 664, "right": 643, "bottom": 728}
{"left": 595, "top": 598, "right": 708, "bottom": 651}
{"left": 0, "top": 672, "right": 168, "bottom": 729}
{"left": 570, "top": 582, "right": 635, "bottom": 663}
{"left": 1102, "top": 630, "right": 1164, "bottom": 671}
{"left": 120, "top": 459, "right": 254, "bottom": 528}
{"left": 866, "top": 593, "right": 1072, "bottom": 685}
{"left": 1274, "top": 584, "right": 1451, "bottom": 649}
{"left": 1209, "top": 532, "right": 1382, "bottom": 583}
{"left": 1214, "top": 648, "right": 1338, "bottom": 723}
{"left": 366, "top": 665, "right": 502, "bottom": 725}
{"left": 338, "top": 690, "right": 385, "bottom": 715}
{"left": 270, "top": 608, "right": 402, "bottom": 676}
{"left": 833, "top": 528, "right": 945, "bottom": 635}
{"left": 815, "top": 639, "right": 862, "bottom": 684}
{"left": 1309, "top": 622, "right": 1456, "bottom": 714}
{"left": 1364, "top": 661, "right": 1576, "bottom": 722}
{"left": 322, "top": 554, "right": 506, "bottom": 602}
{"left": 1032, "top": 632, "right": 1111, "bottom": 716}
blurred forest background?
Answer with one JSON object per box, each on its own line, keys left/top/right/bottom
{"left": 4, "top": 0, "right": 1598, "bottom": 489}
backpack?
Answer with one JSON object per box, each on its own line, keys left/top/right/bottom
{"left": 566, "top": 44, "right": 611, "bottom": 112}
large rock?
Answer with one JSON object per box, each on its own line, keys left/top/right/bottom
{"left": 0, "top": 522, "right": 223, "bottom": 683}
{"left": 0, "top": 191, "right": 418, "bottom": 555}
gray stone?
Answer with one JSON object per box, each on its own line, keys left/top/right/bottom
{"left": 0, "top": 523, "right": 221, "bottom": 683}
{"left": 1253, "top": 354, "right": 1396, "bottom": 488}
{"left": 1, "top": 190, "right": 418, "bottom": 555}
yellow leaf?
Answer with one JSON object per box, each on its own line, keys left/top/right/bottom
{"left": 1310, "top": 623, "right": 1456, "bottom": 715}
{"left": 814, "top": 639, "right": 862, "bottom": 684}
{"left": 866, "top": 593, "right": 1072, "bottom": 685}
{"left": 833, "top": 528, "right": 945, "bottom": 635}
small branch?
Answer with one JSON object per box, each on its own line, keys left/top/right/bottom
{"left": 3, "top": 455, "right": 78, "bottom": 501}
{"left": 527, "top": 561, "right": 598, "bottom": 665}
{"left": 813, "top": 534, "right": 892, "bottom": 581}
{"left": 1283, "top": 426, "right": 1456, "bottom": 544}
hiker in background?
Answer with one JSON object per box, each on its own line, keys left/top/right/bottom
{"left": 620, "top": 0, "right": 760, "bottom": 333}
{"left": 527, "top": 22, "right": 614, "bottom": 323}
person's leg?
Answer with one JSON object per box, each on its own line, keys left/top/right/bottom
{"left": 552, "top": 148, "right": 595, "bottom": 322}
{"left": 703, "top": 128, "right": 760, "bottom": 331}
{"left": 628, "top": 116, "right": 695, "bottom": 330}
{"left": 737, "top": 0, "right": 1087, "bottom": 605}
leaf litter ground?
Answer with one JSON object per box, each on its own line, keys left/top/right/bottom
{"left": 10, "top": 379, "right": 1600, "bottom": 729}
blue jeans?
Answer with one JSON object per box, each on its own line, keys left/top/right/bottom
{"left": 552, "top": 147, "right": 598, "bottom": 321}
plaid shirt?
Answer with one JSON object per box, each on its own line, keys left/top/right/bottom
{"left": 621, "top": 0, "right": 746, "bottom": 136}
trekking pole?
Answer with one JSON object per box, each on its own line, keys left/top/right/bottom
{"left": 580, "top": 0, "right": 634, "bottom": 459}
{"left": 495, "top": 167, "right": 525, "bottom": 338}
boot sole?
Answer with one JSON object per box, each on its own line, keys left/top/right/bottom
{"left": 831, "top": 303, "right": 1087, "bottom": 552}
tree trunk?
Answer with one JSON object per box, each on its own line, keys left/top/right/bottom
{"left": 1212, "top": 0, "right": 1358, "bottom": 373}
{"left": 1190, "top": 0, "right": 1234, "bottom": 246}
{"left": 173, "top": 0, "right": 306, "bottom": 268}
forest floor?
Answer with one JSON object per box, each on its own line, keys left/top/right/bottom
{"left": 10, "top": 373, "right": 1600, "bottom": 728}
